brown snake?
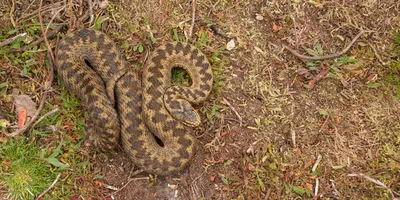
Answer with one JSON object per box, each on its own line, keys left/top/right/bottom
{"left": 56, "top": 29, "right": 213, "bottom": 175}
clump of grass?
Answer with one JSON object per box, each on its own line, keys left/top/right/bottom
{"left": 0, "top": 139, "right": 56, "bottom": 199}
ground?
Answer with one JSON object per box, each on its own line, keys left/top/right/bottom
{"left": 0, "top": 0, "right": 399, "bottom": 199}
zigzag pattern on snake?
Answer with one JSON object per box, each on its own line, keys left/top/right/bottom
{"left": 56, "top": 29, "right": 213, "bottom": 175}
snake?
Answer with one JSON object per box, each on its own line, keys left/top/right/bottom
{"left": 55, "top": 29, "right": 213, "bottom": 175}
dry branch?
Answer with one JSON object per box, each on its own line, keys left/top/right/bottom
{"left": 348, "top": 173, "right": 399, "bottom": 199}
{"left": 35, "top": 173, "right": 61, "bottom": 200}
{"left": 281, "top": 31, "right": 368, "bottom": 61}
{"left": 188, "top": 0, "right": 196, "bottom": 39}
{"left": 11, "top": 24, "right": 66, "bottom": 52}
{"left": 0, "top": 33, "right": 27, "bottom": 48}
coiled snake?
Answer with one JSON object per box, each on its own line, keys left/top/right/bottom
{"left": 56, "top": 29, "right": 213, "bottom": 175}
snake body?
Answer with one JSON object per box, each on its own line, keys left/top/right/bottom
{"left": 56, "top": 29, "right": 213, "bottom": 174}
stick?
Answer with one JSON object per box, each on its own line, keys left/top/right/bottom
{"left": 87, "top": 0, "right": 94, "bottom": 25}
{"left": 311, "top": 154, "right": 322, "bottom": 172}
{"left": 223, "top": 97, "right": 242, "bottom": 127}
{"left": 35, "top": 173, "right": 61, "bottom": 200}
{"left": 45, "top": 5, "right": 67, "bottom": 34}
{"left": 11, "top": 24, "right": 66, "bottom": 52}
{"left": 29, "top": 108, "right": 59, "bottom": 133}
{"left": 207, "top": 0, "right": 220, "bottom": 17}
{"left": 10, "top": 0, "right": 17, "bottom": 27}
{"left": 0, "top": 33, "right": 27, "bottom": 48}
{"left": 348, "top": 173, "right": 398, "bottom": 199}
{"left": 188, "top": 0, "right": 196, "bottom": 39}
{"left": 281, "top": 31, "right": 367, "bottom": 61}
{"left": 291, "top": 129, "right": 296, "bottom": 148}
{"left": 367, "top": 42, "right": 386, "bottom": 66}
{"left": 314, "top": 178, "right": 319, "bottom": 197}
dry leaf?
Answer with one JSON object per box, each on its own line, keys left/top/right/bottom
{"left": 14, "top": 94, "right": 37, "bottom": 120}
{"left": 308, "top": 66, "right": 330, "bottom": 89}
{"left": 337, "top": 73, "right": 349, "bottom": 88}
{"left": 17, "top": 108, "right": 27, "bottom": 128}
{"left": 305, "top": 182, "right": 313, "bottom": 191}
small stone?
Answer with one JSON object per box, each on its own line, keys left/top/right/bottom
{"left": 226, "top": 39, "right": 235, "bottom": 51}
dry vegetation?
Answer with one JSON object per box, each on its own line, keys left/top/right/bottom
{"left": 0, "top": 0, "right": 399, "bottom": 199}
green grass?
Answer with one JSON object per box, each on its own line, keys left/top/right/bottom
{"left": 0, "top": 139, "right": 56, "bottom": 199}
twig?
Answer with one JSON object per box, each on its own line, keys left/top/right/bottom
{"left": 348, "top": 173, "right": 398, "bottom": 199}
{"left": 17, "top": 3, "right": 64, "bottom": 24}
{"left": 281, "top": 31, "right": 367, "bottom": 61}
{"left": 368, "top": 42, "right": 386, "bottom": 66}
{"left": 291, "top": 129, "right": 296, "bottom": 148}
{"left": 35, "top": 173, "right": 61, "bottom": 200}
{"left": 314, "top": 178, "right": 319, "bottom": 197}
{"left": 29, "top": 108, "right": 59, "bottom": 133}
{"left": 45, "top": 5, "right": 67, "bottom": 34}
{"left": 0, "top": 33, "right": 27, "bottom": 48}
{"left": 188, "top": 0, "right": 196, "bottom": 39}
{"left": 312, "top": 154, "right": 322, "bottom": 172}
{"left": 207, "top": 0, "right": 220, "bottom": 17}
{"left": 11, "top": 24, "right": 66, "bottom": 52}
{"left": 39, "top": 0, "right": 57, "bottom": 62}
{"left": 223, "top": 97, "right": 242, "bottom": 127}
{"left": 318, "top": 115, "right": 330, "bottom": 132}
{"left": 10, "top": 0, "right": 17, "bottom": 27}
{"left": 87, "top": 0, "right": 94, "bottom": 25}
{"left": 330, "top": 179, "right": 340, "bottom": 197}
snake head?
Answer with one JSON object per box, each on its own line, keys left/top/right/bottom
{"left": 169, "top": 101, "right": 201, "bottom": 127}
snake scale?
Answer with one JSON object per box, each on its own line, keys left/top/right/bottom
{"left": 56, "top": 29, "right": 213, "bottom": 175}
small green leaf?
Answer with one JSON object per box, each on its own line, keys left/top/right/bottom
{"left": 311, "top": 167, "right": 322, "bottom": 176}
{"left": 367, "top": 82, "right": 380, "bottom": 88}
{"left": 315, "top": 43, "right": 323, "bottom": 55}
{"left": 10, "top": 40, "right": 21, "bottom": 48}
{"left": 7, "top": 29, "right": 18, "bottom": 35}
{"left": 138, "top": 45, "right": 144, "bottom": 53}
{"left": 224, "top": 160, "right": 232, "bottom": 166}
{"left": 93, "top": 16, "right": 107, "bottom": 30}
{"left": 331, "top": 66, "right": 341, "bottom": 72}
{"left": 0, "top": 81, "right": 8, "bottom": 88}
{"left": 304, "top": 48, "right": 319, "bottom": 57}
{"left": 269, "top": 163, "right": 277, "bottom": 169}
{"left": 292, "top": 186, "right": 306, "bottom": 195}
{"left": 49, "top": 149, "right": 62, "bottom": 158}
{"left": 173, "top": 29, "right": 179, "bottom": 41}
{"left": 221, "top": 177, "right": 229, "bottom": 184}
{"left": 326, "top": 72, "right": 338, "bottom": 79}
{"left": 129, "top": 26, "right": 136, "bottom": 32}
{"left": 47, "top": 157, "right": 68, "bottom": 168}
{"left": 318, "top": 108, "right": 329, "bottom": 116}
{"left": 121, "top": 43, "right": 130, "bottom": 49}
